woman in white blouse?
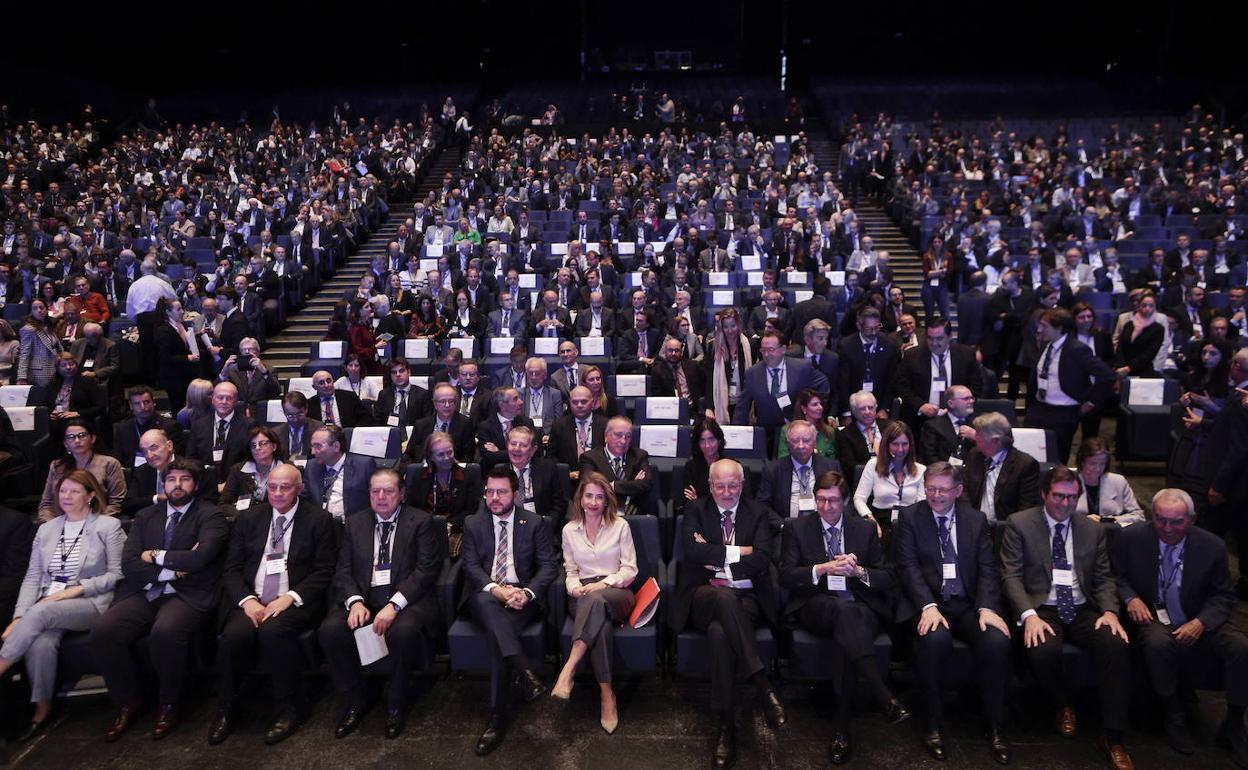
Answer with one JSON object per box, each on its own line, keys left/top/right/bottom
{"left": 335, "top": 354, "right": 382, "bottom": 403}
{"left": 1074, "top": 437, "right": 1144, "bottom": 531}
{"left": 853, "top": 421, "right": 926, "bottom": 538}
{"left": 552, "top": 471, "right": 638, "bottom": 734}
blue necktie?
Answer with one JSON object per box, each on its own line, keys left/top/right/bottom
{"left": 823, "top": 525, "right": 852, "bottom": 600}
{"left": 145, "top": 509, "right": 183, "bottom": 601}
{"left": 1052, "top": 522, "right": 1076, "bottom": 625}
{"left": 1160, "top": 543, "right": 1186, "bottom": 626}
{"left": 936, "top": 515, "right": 965, "bottom": 601}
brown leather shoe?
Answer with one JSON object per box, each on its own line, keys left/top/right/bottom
{"left": 104, "top": 702, "right": 144, "bottom": 742}
{"left": 151, "top": 704, "right": 181, "bottom": 740}
{"left": 1056, "top": 706, "right": 1077, "bottom": 738}
{"left": 1099, "top": 737, "right": 1134, "bottom": 770}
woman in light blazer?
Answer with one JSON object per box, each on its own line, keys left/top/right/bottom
{"left": 1074, "top": 437, "right": 1144, "bottom": 533}
{"left": 0, "top": 469, "right": 125, "bottom": 740}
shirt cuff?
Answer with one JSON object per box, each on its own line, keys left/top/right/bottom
{"left": 978, "top": 607, "right": 994, "bottom": 615}
{"left": 522, "top": 588, "right": 536, "bottom": 601}
{"left": 1020, "top": 608, "right": 1037, "bottom": 621}
{"left": 238, "top": 594, "right": 259, "bottom": 608}
{"left": 484, "top": 582, "right": 499, "bottom": 593}
{"left": 921, "top": 602, "right": 937, "bottom": 612}
{"left": 345, "top": 594, "right": 364, "bottom": 610}
{"left": 811, "top": 566, "right": 821, "bottom": 585}
{"left": 724, "top": 545, "right": 741, "bottom": 565}
{"left": 389, "top": 592, "right": 407, "bottom": 610}
{"left": 154, "top": 550, "right": 166, "bottom": 566}
{"left": 858, "top": 569, "right": 871, "bottom": 587}
{"left": 287, "top": 590, "right": 304, "bottom": 608}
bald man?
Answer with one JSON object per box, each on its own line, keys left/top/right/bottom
{"left": 186, "top": 381, "right": 255, "bottom": 475}
{"left": 546, "top": 386, "right": 608, "bottom": 468}
{"left": 917, "top": 385, "right": 979, "bottom": 465}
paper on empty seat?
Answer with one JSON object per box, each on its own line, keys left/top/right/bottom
{"left": 420, "top": 258, "right": 438, "bottom": 272}
{"left": 829, "top": 271, "right": 846, "bottom": 287}
{"left": 403, "top": 339, "right": 433, "bottom": 359}
{"left": 517, "top": 273, "right": 538, "bottom": 288}
{"left": 265, "top": 400, "right": 284, "bottom": 423}
{"left": 645, "top": 397, "right": 681, "bottom": 420}
{"left": 708, "top": 272, "right": 729, "bottom": 286}
{"left": 784, "top": 272, "right": 807, "bottom": 285}
{"left": 490, "top": 337, "right": 516, "bottom": 355}
{"left": 551, "top": 242, "right": 569, "bottom": 255}
{"left": 711, "top": 290, "right": 734, "bottom": 305}
{"left": 721, "top": 425, "right": 756, "bottom": 451}
{"left": 288, "top": 378, "right": 317, "bottom": 398}
{"left": 580, "top": 337, "right": 605, "bottom": 356}
{"left": 426, "top": 243, "right": 444, "bottom": 258}
{"left": 318, "top": 341, "right": 345, "bottom": 359}
{"left": 0, "top": 385, "right": 31, "bottom": 407}
{"left": 1012, "top": 428, "right": 1048, "bottom": 463}
{"left": 7, "top": 406, "right": 35, "bottom": 431}
{"left": 411, "top": 376, "right": 430, "bottom": 390}
{"left": 638, "top": 425, "right": 679, "bottom": 457}
{"left": 746, "top": 272, "right": 765, "bottom": 286}
{"left": 534, "top": 337, "right": 559, "bottom": 355}
{"left": 350, "top": 427, "right": 394, "bottom": 458}
{"left": 616, "top": 375, "right": 647, "bottom": 397}
{"left": 449, "top": 338, "right": 474, "bottom": 356}
{"left": 741, "top": 255, "right": 761, "bottom": 271}
{"left": 1127, "top": 378, "right": 1165, "bottom": 406}
{"left": 617, "top": 242, "right": 636, "bottom": 255}
{"left": 794, "top": 290, "right": 813, "bottom": 303}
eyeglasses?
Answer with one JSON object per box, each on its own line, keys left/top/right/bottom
{"left": 64, "top": 432, "right": 90, "bottom": 441}
{"left": 710, "top": 481, "right": 743, "bottom": 492}
{"left": 1047, "top": 492, "right": 1080, "bottom": 503}
{"left": 249, "top": 439, "right": 274, "bottom": 449}
{"left": 924, "top": 485, "right": 958, "bottom": 495}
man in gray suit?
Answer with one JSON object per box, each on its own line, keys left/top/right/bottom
{"left": 303, "top": 425, "right": 376, "bottom": 521}
{"left": 1000, "top": 466, "right": 1132, "bottom": 769}
{"left": 486, "top": 291, "right": 528, "bottom": 339}
{"left": 520, "top": 358, "right": 565, "bottom": 434}
{"left": 70, "top": 323, "right": 120, "bottom": 393}
{"left": 549, "top": 340, "right": 591, "bottom": 397}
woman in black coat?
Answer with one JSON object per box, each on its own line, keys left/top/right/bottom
{"left": 42, "top": 353, "right": 107, "bottom": 425}
{"left": 151, "top": 297, "right": 203, "bottom": 412}
{"left": 405, "top": 431, "right": 483, "bottom": 559}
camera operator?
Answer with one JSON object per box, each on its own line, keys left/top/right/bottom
{"left": 220, "top": 336, "right": 280, "bottom": 419}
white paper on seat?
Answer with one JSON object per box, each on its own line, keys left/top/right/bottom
{"left": 8, "top": 406, "right": 34, "bottom": 431}
{"left": 517, "top": 273, "right": 538, "bottom": 288}
{"left": 742, "top": 255, "right": 762, "bottom": 271}
{"left": 449, "top": 338, "right": 474, "bottom": 356}
{"left": 530, "top": 291, "right": 542, "bottom": 309}
{"left": 354, "top": 625, "right": 389, "bottom": 666}
{"left": 551, "top": 242, "right": 569, "bottom": 256}
{"left": 721, "top": 425, "right": 756, "bottom": 451}
{"left": 774, "top": 135, "right": 788, "bottom": 144}
{"left": 265, "top": 400, "right": 284, "bottom": 423}
{"left": 1012, "top": 428, "right": 1048, "bottom": 463}
{"left": 638, "top": 425, "right": 679, "bottom": 457}
{"left": 795, "top": 290, "right": 813, "bottom": 303}
{"left": 350, "top": 427, "right": 394, "bottom": 459}
{"left": 746, "top": 272, "right": 764, "bottom": 286}
{"left": 1127, "top": 378, "right": 1165, "bottom": 406}
{"left": 420, "top": 258, "right": 438, "bottom": 272}
{"left": 288, "top": 378, "right": 317, "bottom": 398}
{"left": 784, "top": 272, "right": 807, "bottom": 285}
{"left": 426, "top": 243, "right": 444, "bottom": 258}
{"left": 615, "top": 375, "right": 647, "bottom": 397}
{"left": 628, "top": 271, "right": 645, "bottom": 286}
{"left": 829, "top": 271, "right": 846, "bottom": 287}
{"left": 0, "top": 385, "right": 31, "bottom": 407}
{"left": 617, "top": 242, "right": 636, "bottom": 255}
{"left": 712, "top": 290, "right": 734, "bottom": 306}
{"left": 645, "top": 397, "right": 681, "bottom": 420}
{"left": 649, "top": 241, "right": 666, "bottom": 252}
{"left": 708, "top": 272, "right": 729, "bottom": 286}
{"left": 580, "top": 337, "right": 605, "bottom": 356}
{"left": 534, "top": 337, "right": 559, "bottom": 355}
{"left": 490, "top": 337, "right": 516, "bottom": 355}
{"left": 403, "top": 339, "right": 433, "bottom": 359}
{"left": 318, "top": 341, "right": 344, "bottom": 359}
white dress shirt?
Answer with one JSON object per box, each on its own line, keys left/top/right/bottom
{"left": 243, "top": 505, "right": 302, "bottom": 606}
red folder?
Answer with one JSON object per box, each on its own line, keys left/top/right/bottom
{"left": 629, "top": 577, "right": 661, "bottom": 629}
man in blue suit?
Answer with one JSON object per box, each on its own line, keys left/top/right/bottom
{"left": 461, "top": 466, "right": 559, "bottom": 756}
{"left": 303, "top": 425, "right": 377, "bottom": 521}
{"left": 733, "top": 331, "right": 830, "bottom": 452}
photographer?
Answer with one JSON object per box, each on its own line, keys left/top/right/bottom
{"left": 220, "top": 337, "right": 280, "bottom": 419}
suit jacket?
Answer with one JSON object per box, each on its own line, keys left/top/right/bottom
{"left": 274, "top": 419, "right": 325, "bottom": 459}
{"left": 329, "top": 504, "right": 443, "bottom": 610}
{"left": 733, "top": 357, "right": 831, "bottom": 428}
{"left": 309, "top": 390, "right": 372, "bottom": 429}
{"left": 407, "top": 413, "right": 475, "bottom": 463}
{"left": 955, "top": 289, "right": 991, "bottom": 346}
{"left": 373, "top": 385, "right": 432, "bottom": 427}
{"left": 895, "top": 344, "right": 983, "bottom": 423}
{"left": 218, "top": 310, "right": 252, "bottom": 359}
{"left": 459, "top": 507, "right": 558, "bottom": 610}
{"left": 520, "top": 385, "right": 565, "bottom": 429}
{"left": 579, "top": 447, "right": 654, "bottom": 508}
{"left": 69, "top": 336, "right": 120, "bottom": 382}
{"left": 834, "top": 419, "right": 891, "bottom": 470}
{"left": 572, "top": 307, "right": 616, "bottom": 338}
{"left": 894, "top": 501, "right": 1001, "bottom": 620}
{"left": 917, "top": 413, "right": 974, "bottom": 465}
{"left": 835, "top": 335, "right": 900, "bottom": 415}
{"left": 42, "top": 375, "right": 107, "bottom": 423}
{"left": 509, "top": 458, "right": 568, "bottom": 521}
{"left": 487, "top": 308, "right": 529, "bottom": 338}
{"left": 649, "top": 359, "right": 706, "bottom": 409}
{"left": 304, "top": 454, "right": 377, "bottom": 518}
{"left": 528, "top": 307, "right": 574, "bottom": 339}
{"left": 758, "top": 455, "right": 841, "bottom": 524}
{"left": 0, "top": 506, "right": 33, "bottom": 621}
{"left": 1204, "top": 391, "right": 1248, "bottom": 502}
{"left": 779, "top": 511, "right": 894, "bottom": 623}
{"left": 220, "top": 499, "right": 338, "bottom": 617}
{"left": 617, "top": 327, "right": 664, "bottom": 366}
{"left": 123, "top": 461, "right": 219, "bottom": 517}
{"left": 224, "top": 367, "right": 281, "bottom": 411}
{"left": 405, "top": 463, "right": 483, "bottom": 528}
{"left": 547, "top": 413, "right": 607, "bottom": 467}
{"left": 476, "top": 414, "right": 533, "bottom": 471}
{"left": 1111, "top": 523, "right": 1234, "bottom": 633}
{"left": 960, "top": 447, "right": 1041, "bottom": 520}
{"left": 1000, "top": 507, "right": 1118, "bottom": 619}
{"left": 550, "top": 364, "right": 593, "bottom": 398}
{"left": 786, "top": 346, "right": 840, "bottom": 394}
{"left": 1030, "top": 334, "right": 1116, "bottom": 406}
{"left": 784, "top": 296, "right": 838, "bottom": 344}
{"left": 16, "top": 513, "right": 125, "bottom": 617}
{"left": 187, "top": 412, "right": 256, "bottom": 470}
{"left": 115, "top": 497, "right": 230, "bottom": 612}
{"left": 674, "top": 497, "right": 778, "bottom": 631}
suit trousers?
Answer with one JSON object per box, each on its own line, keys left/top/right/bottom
{"left": 568, "top": 588, "right": 635, "bottom": 683}
{"left": 688, "top": 585, "right": 764, "bottom": 716}
{"left": 318, "top": 598, "right": 437, "bottom": 710}
{"left": 913, "top": 598, "right": 1010, "bottom": 726}
{"left": 464, "top": 591, "right": 545, "bottom": 707}
{"left": 92, "top": 593, "right": 207, "bottom": 707}
{"left": 1024, "top": 402, "right": 1082, "bottom": 465}
{"left": 1135, "top": 620, "right": 1248, "bottom": 705}
{"left": 798, "top": 594, "right": 879, "bottom": 708}
{"left": 0, "top": 597, "right": 100, "bottom": 702}
{"left": 217, "top": 604, "right": 315, "bottom": 705}
{"left": 1025, "top": 604, "right": 1130, "bottom": 732}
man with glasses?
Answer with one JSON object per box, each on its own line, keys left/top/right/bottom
{"left": 209, "top": 464, "right": 337, "bottom": 745}
{"left": 734, "top": 331, "right": 830, "bottom": 455}
{"left": 407, "top": 383, "right": 474, "bottom": 463}
{"left": 917, "top": 385, "right": 978, "bottom": 466}
{"left": 274, "top": 392, "right": 323, "bottom": 463}
{"left": 303, "top": 425, "right": 376, "bottom": 521}
{"left": 1001, "top": 466, "right": 1132, "bottom": 770}
{"left": 895, "top": 462, "right": 1012, "bottom": 764}
{"left": 318, "top": 468, "right": 443, "bottom": 740}
{"left": 779, "top": 469, "right": 909, "bottom": 765}
{"left": 221, "top": 337, "right": 280, "bottom": 418}
{"left": 1111, "top": 488, "right": 1248, "bottom": 764}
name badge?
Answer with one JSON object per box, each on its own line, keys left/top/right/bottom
{"left": 949, "top": 456, "right": 964, "bottom": 467}
{"left": 264, "top": 555, "right": 286, "bottom": 574}
{"left": 48, "top": 578, "right": 69, "bottom": 595}
{"left": 135, "top": 453, "right": 148, "bottom": 467}
{"left": 387, "top": 415, "right": 400, "bottom": 427}
{"left": 213, "top": 449, "right": 225, "bottom": 462}
{"left": 776, "top": 393, "right": 792, "bottom": 409}
{"left": 236, "top": 498, "right": 251, "bottom": 511}
{"left": 862, "top": 381, "right": 874, "bottom": 393}
{"left": 798, "top": 495, "right": 816, "bottom": 512}
{"left": 827, "top": 575, "right": 847, "bottom": 592}
{"left": 531, "top": 417, "right": 544, "bottom": 429}
{"left": 1053, "top": 568, "right": 1074, "bottom": 587}
{"left": 1156, "top": 608, "right": 1172, "bottom": 626}
{"left": 371, "top": 566, "right": 392, "bottom": 587}
{"left": 523, "top": 500, "right": 536, "bottom": 513}
{"left": 891, "top": 507, "right": 900, "bottom": 523}
{"left": 83, "top": 358, "right": 94, "bottom": 368}
{"left": 1036, "top": 375, "right": 1048, "bottom": 391}
{"left": 942, "top": 563, "right": 958, "bottom": 580}
{"left": 929, "top": 278, "right": 940, "bottom": 287}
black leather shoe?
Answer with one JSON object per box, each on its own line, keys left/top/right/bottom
{"left": 829, "top": 733, "right": 852, "bottom": 764}
{"left": 923, "top": 728, "right": 947, "bottom": 761}
{"left": 885, "top": 699, "right": 912, "bottom": 725}
{"left": 264, "top": 707, "right": 303, "bottom": 746}
{"left": 15, "top": 717, "right": 50, "bottom": 742}
{"left": 207, "top": 708, "right": 234, "bottom": 745}
{"left": 384, "top": 708, "right": 406, "bottom": 740}
{"left": 334, "top": 706, "right": 366, "bottom": 739}
{"left": 988, "top": 727, "right": 1011, "bottom": 765}
{"left": 761, "top": 690, "right": 787, "bottom": 729}
{"left": 520, "top": 670, "right": 547, "bottom": 702}
{"left": 713, "top": 722, "right": 736, "bottom": 769}
{"left": 1164, "top": 709, "right": 1195, "bottom": 755}
{"left": 475, "top": 712, "right": 505, "bottom": 756}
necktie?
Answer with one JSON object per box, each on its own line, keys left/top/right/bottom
{"left": 323, "top": 397, "right": 336, "bottom": 425}
{"left": 215, "top": 418, "right": 228, "bottom": 450}
{"left": 566, "top": 367, "right": 577, "bottom": 388}
{"left": 1038, "top": 343, "right": 1055, "bottom": 399}
{"left": 770, "top": 368, "right": 781, "bottom": 396}
{"left": 1052, "top": 522, "right": 1076, "bottom": 625}
{"left": 515, "top": 371, "right": 524, "bottom": 389}
{"left": 146, "top": 509, "right": 183, "bottom": 601}
{"left": 1160, "top": 543, "right": 1187, "bottom": 625}
{"left": 824, "top": 525, "right": 852, "bottom": 599}
{"left": 437, "top": 420, "right": 447, "bottom": 433}
{"left": 611, "top": 455, "right": 625, "bottom": 479}
{"left": 517, "top": 468, "right": 530, "bottom": 504}
{"left": 721, "top": 509, "right": 735, "bottom": 545}
{"left": 321, "top": 466, "right": 339, "bottom": 505}
{"left": 675, "top": 364, "right": 690, "bottom": 400}
{"left": 460, "top": 392, "right": 472, "bottom": 417}
{"left": 502, "top": 310, "right": 510, "bottom": 330}
{"left": 936, "top": 515, "right": 965, "bottom": 600}
{"left": 576, "top": 420, "right": 590, "bottom": 455}
{"left": 866, "top": 424, "right": 879, "bottom": 455}
{"left": 937, "top": 353, "right": 949, "bottom": 384}
{"left": 395, "top": 389, "right": 407, "bottom": 416}
{"left": 259, "top": 515, "right": 291, "bottom": 604}
{"left": 797, "top": 465, "right": 811, "bottom": 495}
{"left": 493, "top": 520, "right": 510, "bottom": 583}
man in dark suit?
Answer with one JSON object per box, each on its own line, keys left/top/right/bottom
{"left": 461, "top": 466, "right": 559, "bottom": 756}
{"left": 1204, "top": 349, "right": 1248, "bottom": 592}
{"left": 113, "top": 386, "right": 184, "bottom": 468}
{"left": 213, "top": 287, "right": 252, "bottom": 360}
{"left": 675, "top": 459, "right": 786, "bottom": 768}
{"left": 895, "top": 463, "right": 1012, "bottom": 763}
{"left": 956, "top": 271, "right": 991, "bottom": 346}
{"left": 785, "top": 282, "right": 839, "bottom": 347}
{"left": 617, "top": 308, "right": 664, "bottom": 375}
{"left": 487, "top": 291, "right": 529, "bottom": 339}
{"left": 186, "top": 381, "right": 256, "bottom": 479}
{"left": 787, "top": 318, "right": 839, "bottom": 394}
{"left": 221, "top": 337, "right": 281, "bottom": 417}
{"left": 650, "top": 337, "right": 706, "bottom": 413}
{"left": 477, "top": 388, "right": 532, "bottom": 472}
{"left": 835, "top": 391, "right": 889, "bottom": 470}
{"left": 373, "top": 358, "right": 432, "bottom": 428}
{"left": 408, "top": 383, "right": 475, "bottom": 462}
{"left": 917, "top": 385, "right": 978, "bottom": 465}
{"left": 1001, "top": 467, "right": 1132, "bottom": 769}
{"left": 209, "top": 465, "right": 338, "bottom": 745}
{"left": 759, "top": 420, "right": 841, "bottom": 529}
{"left": 549, "top": 340, "right": 591, "bottom": 398}
{"left": 304, "top": 425, "right": 377, "bottom": 521}
{"left": 308, "top": 369, "right": 371, "bottom": 429}
{"left": 734, "top": 331, "right": 831, "bottom": 445}
{"left": 547, "top": 386, "right": 607, "bottom": 469}
{"left": 93, "top": 459, "right": 230, "bottom": 741}
{"left": 0, "top": 504, "right": 33, "bottom": 625}
{"left": 1112, "top": 488, "right": 1248, "bottom": 763}
{"left": 528, "top": 289, "right": 573, "bottom": 340}
{"left": 504, "top": 425, "right": 568, "bottom": 520}
{"left": 318, "top": 467, "right": 443, "bottom": 739}
{"left": 894, "top": 319, "right": 984, "bottom": 436}
{"left": 578, "top": 416, "right": 654, "bottom": 517}
{"left": 573, "top": 290, "right": 616, "bottom": 338}
{"left": 779, "top": 469, "right": 908, "bottom": 764}
{"left": 835, "top": 307, "right": 899, "bottom": 418}
{"left": 960, "top": 412, "right": 1041, "bottom": 526}
{"left": 1024, "top": 307, "right": 1116, "bottom": 464}
{"left": 455, "top": 359, "right": 493, "bottom": 427}
{"left": 125, "top": 428, "right": 220, "bottom": 517}
{"left": 273, "top": 392, "right": 324, "bottom": 461}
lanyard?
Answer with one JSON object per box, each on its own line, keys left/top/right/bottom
{"left": 56, "top": 525, "right": 85, "bottom": 573}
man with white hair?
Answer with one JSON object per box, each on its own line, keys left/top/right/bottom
{"left": 126, "top": 255, "right": 179, "bottom": 382}
{"left": 221, "top": 337, "right": 280, "bottom": 417}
